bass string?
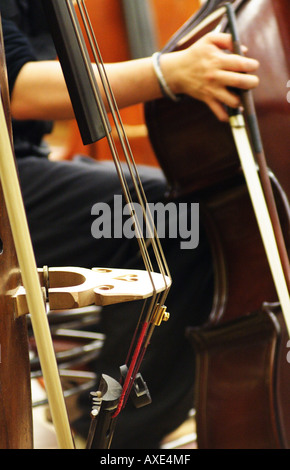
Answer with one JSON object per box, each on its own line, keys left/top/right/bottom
{"left": 73, "top": 0, "right": 163, "bottom": 349}
{"left": 68, "top": 0, "right": 172, "bottom": 407}
{"left": 66, "top": 0, "right": 155, "bottom": 301}
{"left": 73, "top": 0, "right": 171, "bottom": 302}
{"left": 77, "top": 0, "right": 172, "bottom": 303}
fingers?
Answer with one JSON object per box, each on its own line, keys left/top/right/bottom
{"left": 205, "top": 32, "right": 234, "bottom": 51}
{"left": 220, "top": 52, "right": 259, "bottom": 74}
{"left": 200, "top": 32, "right": 260, "bottom": 117}
{"left": 207, "top": 99, "right": 230, "bottom": 122}
{"left": 205, "top": 72, "right": 258, "bottom": 117}
{"left": 172, "top": 32, "right": 260, "bottom": 121}
{"left": 216, "top": 68, "right": 259, "bottom": 91}
{"left": 205, "top": 32, "right": 259, "bottom": 73}
{"left": 206, "top": 33, "right": 250, "bottom": 57}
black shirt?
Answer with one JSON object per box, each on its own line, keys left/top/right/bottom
{"left": 0, "top": 0, "right": 56, "bottom": 60}
{"left": 2, "top": 16, "right": 35, "bottom": 94}
{"left": 2, "top": 17, "right": 53, "bottom": 157}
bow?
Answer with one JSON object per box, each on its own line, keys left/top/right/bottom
{"left": 225, "top": 2, "right": 290, "bottom": 335}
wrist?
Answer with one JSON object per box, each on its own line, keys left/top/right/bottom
{"left": 152, "top": 52, "right": 181, "bottom": 102}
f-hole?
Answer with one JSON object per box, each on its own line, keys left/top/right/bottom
{"left": 0, "top": 236, "right": 3, "bottom": 255}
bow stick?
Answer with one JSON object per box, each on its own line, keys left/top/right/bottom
{"left": 0, "top": 65, "right": 75, "bottom": 450}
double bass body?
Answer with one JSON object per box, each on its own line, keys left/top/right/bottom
{"left": 0, "top": 28, "right": 32, "bottom": 448}
{"left": 145, "top": 0, "right": 290, "bottom": 448}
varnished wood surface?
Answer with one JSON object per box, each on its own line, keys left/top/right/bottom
{"left": 0, "top": 182, "right": 33, "bottom": 449}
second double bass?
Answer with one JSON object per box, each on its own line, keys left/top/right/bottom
{"left": 145, "top": 0, "right": 290, "bottom": 448}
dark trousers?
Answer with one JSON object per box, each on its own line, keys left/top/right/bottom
{"left": 17, "top": 155, "right": 213, "bottom": 448}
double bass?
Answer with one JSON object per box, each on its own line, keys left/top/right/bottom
{"left": 145, "top": 0, "right": 290, "bottom": 448}
{"left": 0, "top": 0, "right": 172, "bottom": 449}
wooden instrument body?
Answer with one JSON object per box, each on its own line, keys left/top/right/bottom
{"left": 193, "top": 174, "right": 290, "bottom": 448}
{"left": 145, "top": 0, "right": 290, "bottom": 448}
{"left": 145, "top": 0, "right": 290, "bottom": 197}
{"left": 0, "top": 183, "right": 33, "bottom": 449}
{"left": 0, "top": 25, "right": 32, "bottom": 448}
